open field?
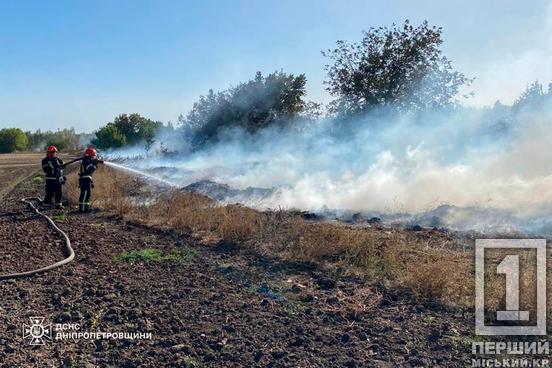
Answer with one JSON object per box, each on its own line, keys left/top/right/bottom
{"left": 0, "top": 154, "right": 42, "bottom": 204}
{"left": 0, "top": 153, "right": 492, "bottom": 367}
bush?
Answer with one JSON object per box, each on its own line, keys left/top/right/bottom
{"left": 0, "top": 128, "right": 28, "bottom": 153}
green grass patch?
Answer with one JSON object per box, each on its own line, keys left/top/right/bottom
{"left": 33, "top": 176, "right": 44, "bottom": 184}
{"left": 282, "top": 302, "right": 305, "bottom": 316}
{"left": 423, "top": 314, "right": 435, "bottom": 324}
{"left": 113, "top": 247, "right": 198, "bottom": 265}
{"left": 183, "top": 356, "right": 203, "bottom": 368}
{"left": 50, "top": 213, "right": 67, "bottom": 221}
{"left": 167, "top": 248, "right": 198, "bottom": 264}
{"left": 114, "top": 248, "right": 163, "bottom": 264}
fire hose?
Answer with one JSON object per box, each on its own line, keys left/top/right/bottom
{"left": 0, "top": 197, "right": 74, "bottom": 280}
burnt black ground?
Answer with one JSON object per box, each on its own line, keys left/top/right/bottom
{"left": 0, "top": 155, "right": 474, "bottom": 367}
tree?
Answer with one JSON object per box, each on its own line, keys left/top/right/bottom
{"left": 300, "top": 101, "right": 324, "bottom": 121}
{"left": 91, "top": 114, "right": 163, "bottom": 150}
{"left": 25, "top": 128, "right": 81, "bottom": 151}
{"left": 0, "top": 128, "right": 28, "bottom": 153}
{"left": 513, "top": 81, "right": 546, "bottom": 111}
{"left": 91, "top": 123, "right": 127, "bottom": 149}
{"left": 136, "top": 117, "right": 163, "bottom": 151}
{"left": 323, "top": 20, "right": 471, "bottom": 115}
{"left": 180, "top": 71, "right": 307, "bottom": 146}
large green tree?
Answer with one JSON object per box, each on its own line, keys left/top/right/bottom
{"left": 91, "top": 123, "right": 128, "bottom": 149}
{"left": 92, "top": 114, "right": 163, "bottom": 150}
{"left": 181, "top": 71, "right": 307, "bottom": 146}
{"left": 0, "top": 128, "right": 28, "bottom": 153}
{"left": 323, "top": 20, "right": 471, "bottom": 115}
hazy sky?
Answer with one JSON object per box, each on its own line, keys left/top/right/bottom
{"left": 0, "top": 0, "right": 550, "bottom": 132}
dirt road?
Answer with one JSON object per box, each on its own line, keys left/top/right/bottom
{"left": 0, "top": 153, "right": 473, "bottom": 367}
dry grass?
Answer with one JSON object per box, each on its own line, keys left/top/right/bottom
{"left": 402, "top": 248, "right": 473, "bottom": 305}
{"left": 65, "top": 165, "right": 135, "bottom": 216}
{"left": 66, "top": 165, "right": 478, "bottom": 307}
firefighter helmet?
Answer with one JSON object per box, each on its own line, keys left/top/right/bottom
{"left": 84, "top": 148, "right": 97, "bottom": 157}
{"left": 46, "top": 146, "right": 58, "bottom": 156}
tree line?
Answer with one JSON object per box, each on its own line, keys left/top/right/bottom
{"left": 86, "top": 20, "right": 473, "bottom": 151}
{"left": 1, "top": 20, "right": 549, "bottom": 153}
{"left": 0, "top": 128, "right": 92, "bottom": 154}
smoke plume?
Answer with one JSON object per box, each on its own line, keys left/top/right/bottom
{"left": 105, "top": 100, "right": 552, "bottom": 235}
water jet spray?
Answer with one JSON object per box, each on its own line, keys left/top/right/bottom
{"left": 103, "top": 161, "right": 179, "bottom": 187}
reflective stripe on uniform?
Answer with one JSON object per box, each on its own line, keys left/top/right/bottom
{"left": 80, "top": 175, "right": 92, "bottom": 179}
{"left": 45, "top": 177, "right": 58, "bottom": 180}
{"left": 80, "top": 190, "right": 90, "bottom": 211}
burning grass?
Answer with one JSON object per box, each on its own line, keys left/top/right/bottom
{"left": 65, "top": 165, "right": 475, "bottom": 307}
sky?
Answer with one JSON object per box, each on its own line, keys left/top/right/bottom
{"left": 0, "top": 0, "right": 551, "bottom": 132}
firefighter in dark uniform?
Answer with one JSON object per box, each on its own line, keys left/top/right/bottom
{"left": 78, "top": 148, "right": 103, "bottom": 212}
{"left": 41, "top": 145, "right": 65, "bottom": 209}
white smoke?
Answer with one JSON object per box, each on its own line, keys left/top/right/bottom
{"left": 102, "top": 99, "right": 552, "bottom": 236}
